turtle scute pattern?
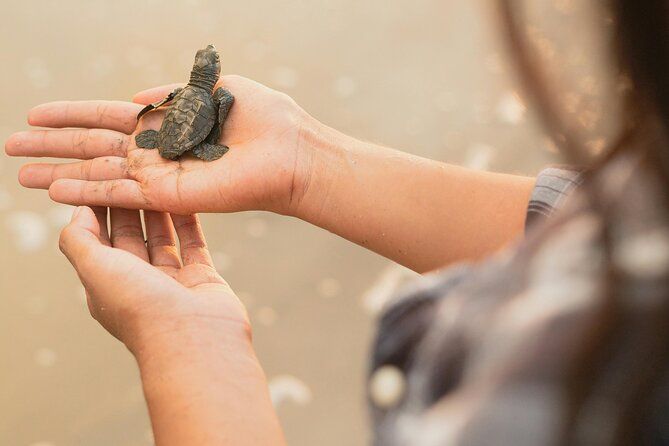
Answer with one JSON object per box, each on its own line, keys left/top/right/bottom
{"left": 158, "top": 92, "right": 216, "bottom": 157}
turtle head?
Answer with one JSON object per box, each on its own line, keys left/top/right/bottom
{"left": 190, "top": 44, "right": 221, "bottom": 90}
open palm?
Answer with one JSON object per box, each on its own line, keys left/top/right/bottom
{"left": 7, "top": 75, "right": 308, "bottom": 215}
{"left": 60, "top": 206, "right": 249, "bottom": 351}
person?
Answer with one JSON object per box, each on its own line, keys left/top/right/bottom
{"left": 5, "top": 1, "right": 669, "bottom": 444}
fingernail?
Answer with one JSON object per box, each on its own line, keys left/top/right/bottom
{"left": 70, "top": 206, "right": 82, "bottom": 222}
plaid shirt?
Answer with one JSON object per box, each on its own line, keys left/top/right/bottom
{"left": 369, "top": 161, "right": 669, "bottom": 445}
{"left": 525, "top": 167, "right": 584, "bottom": 231}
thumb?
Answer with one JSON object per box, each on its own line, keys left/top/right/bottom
{"left": 59, "top": 206, "right": 103, "bottom": 265}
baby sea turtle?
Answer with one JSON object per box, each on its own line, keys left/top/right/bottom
{"left": 134, "top": 44, "right": 234, "bottom": 161}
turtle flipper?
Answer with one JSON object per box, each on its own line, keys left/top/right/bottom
{"left": 213, "top": 87, "right": 235, "bottom": 124}
{"left": 135, "top": 130, "right": 159, "bottom": 149}
{"left": 205, "top": 120, "right": 221, "bottom": 144}
{"left": 192, "top": 142, "right": 229, "bottom": 161}
{"left": 192, "top": 87, "right": 234, "bottom": 162}
{"left": 136, "top": 87, "right": 184, "bottom": 120}
{"left": 190, "top": 92, "right": 231, "bottom": 161}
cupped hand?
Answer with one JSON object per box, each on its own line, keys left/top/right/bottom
{"left": 60, "top": 205, "right": 249, "bottom": 354}
{"left": 6, "top": 75, "right": 313, "bottom": 215}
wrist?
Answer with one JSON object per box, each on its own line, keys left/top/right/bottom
{"left": 283, "top": 116, "right": 353, "bottom": 221}
{"left": 129, "top": 313, "right": 252, "bottom": 363}
{"left": 131, "top": 313, "right": 282, "bottom": 446}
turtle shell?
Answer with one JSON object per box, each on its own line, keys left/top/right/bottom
{"left": 157, "top": 87, "right": 216, "bottom": 159}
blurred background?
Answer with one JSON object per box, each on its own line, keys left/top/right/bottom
{"left": 1, "top": 1, "right": 615, "bottom": 445}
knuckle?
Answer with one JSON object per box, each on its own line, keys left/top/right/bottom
{"left": 82, "top": 181, "right": 97, "bottom": 203}
{"left": 87, "top": 302, "right": 99, "bottom": 322}
{"left": 181, "top": 240, "right": 207, "bottom": 250}
{"left": 96, "top": 103, "right": 109, "bottom": 125}
{"left": 105, "top": 180, "right": 117, "bottom": 205}
{"left": 147, "top": 234, "right": 175, "bottom": 248}
{"left": 276, "top": 91, "right": 298, "bottom": 111}
{"left": 81, "top": 160, "right": 94, "bottom": 180}
{"left": 113, "top": 134, "right": 130, "bottom": 156}
{"left": 73, "top": 129, "right": 90, "bottom": 153}
{"left": 58, "top": 226, "right": 74, "bottom": 254}
{"left": 174, "top": 218, "right": 199, "bottom": 232}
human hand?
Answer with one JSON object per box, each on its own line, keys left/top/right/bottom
{"left": 59, "top": 206, "right": 248, "bottom": 354}
{"left": 61, "top": 207, "right": 286, "bottom": 444}
{"left": 7, "top": 75, "right": 314, "bottom": 215}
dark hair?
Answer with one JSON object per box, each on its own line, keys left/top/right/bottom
{"left": 498, "top": 1, "right": 669, "bottom": 444}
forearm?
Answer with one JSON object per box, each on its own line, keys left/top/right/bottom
{"left": 134, "top": 320, "right": 285, "bottom": 446}
{"left": 291, "top": 120, "right": 535, "bottom": 273}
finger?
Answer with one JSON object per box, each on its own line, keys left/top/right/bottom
{"left": 60, "top": 206, "right": 184, "bottom": 321}
{"left": 59, "top": 206, "right": 105, "bottom": 267}
{"left": 132, "top": 83, "right": 185, "bottom": 105}
{"left": 19, "top": 157, "right": 128, "bottom": 189}
{"left": 110, "top": 208, "right": 148, "bottom": 261}
{"left": 49, "top": 179, "right": 149, "bottom": 209}
{"left": 28, "top": 101, "right": 143, "bottom": 134}
{"left": 171, "top": 214, "right": 214, "bottom": 266}
{"left": 144, "top": 211, "right": 180, "bottom": 268}
{"left": 5, "top": 129, "right": 129, "bottom": 159}
{"left": 92, "top": 206, "right": 111, "bottom": 246}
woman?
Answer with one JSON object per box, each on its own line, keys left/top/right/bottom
{"left": 6, "top": 1, "right": 669, "bottom": 444}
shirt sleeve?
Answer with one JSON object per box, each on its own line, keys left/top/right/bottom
{"left": 525, "top": 166, "right": 584, "bottom": 231}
